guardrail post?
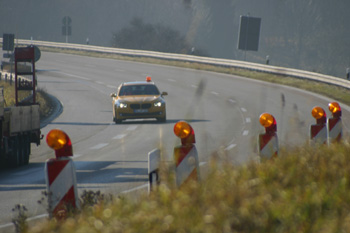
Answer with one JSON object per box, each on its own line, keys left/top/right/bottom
{"left": 148, "top": 148, "right": 160, "bottom": 193}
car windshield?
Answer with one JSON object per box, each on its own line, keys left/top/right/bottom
{"left": 118, "top": 84, "right": 160, "bottom": 96}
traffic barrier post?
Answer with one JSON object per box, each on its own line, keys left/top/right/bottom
{"left": 173, "top": 121, "right": 199, "bottom": 187}
{"left": 148, "top": 148, "right": 160, "bottom": 193}
{"left": 258, "top": 113, "right": 278, "bottom": 160}
{"left": 310, "top": 106, "right": 327, "bottom": 145}
{"left": 327, "top": 102, "right": 342, "bottom": 143}
{"left": 44, "top": 129, "right": 79, "bottom": 219}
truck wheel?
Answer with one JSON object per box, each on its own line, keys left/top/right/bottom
{"left": 8, "top": 137, "right": 20, "bottom": 168}
{"left": 23, "top": 136, "right": 30, "bottom": 165}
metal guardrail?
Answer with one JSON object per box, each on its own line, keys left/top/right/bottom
{"left": 2, "top": 38, "right": 350, "bottom": 89}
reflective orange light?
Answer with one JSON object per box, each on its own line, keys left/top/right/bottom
{"left": 259, "top": 113, "right": 275, "bottom": 128}
{"left": 174, "top": 121, "right": 191, "bottom": 139}
{"left": 329, "top": 102, "right": 341, "bottom": 114}
{"left": 46, "top": 129, "right": 68, "bottom": 150}
{"left": 311, "top": 106, "right": 325, "bottom": 119}
{"left": 146, "top": 76, "right": 152, "bottom": 82}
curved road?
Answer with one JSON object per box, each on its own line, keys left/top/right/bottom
{"left": 0, "top": 52, "right": 349, "bottom": 228}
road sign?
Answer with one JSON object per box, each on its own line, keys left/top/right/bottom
{"left": 62, "top": 16, "right": 72, "bottom": 26}
{"left": 2, "top": 34, "right": 15, "bottom": 51}
{"left": 62, "top": 17, "right": 72, "bottom": 37}
{"left": 238, "top": 16, "right": 261, "bottom": 51}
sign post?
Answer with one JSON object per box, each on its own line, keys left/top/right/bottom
{"left": 62, "top": 16, "right": 72, "bottom": 43}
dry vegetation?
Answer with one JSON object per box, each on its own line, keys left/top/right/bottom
{"left": 26, "top": 143, "right": 350, "bottom": 233}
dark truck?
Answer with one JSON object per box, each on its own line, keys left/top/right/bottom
{"left": 0, "top": 46, "right": 41, "bottom": 168}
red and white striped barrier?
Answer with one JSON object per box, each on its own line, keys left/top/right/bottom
{"left": 328, "top": 118, "right": 342, "bottom": 143}
{"left": 328, "top": 102, "right": 342, "bottom": 143}
{"left": 258, "top": 133, "right": 279, "bottom": 160}
{"left": 173, "top": 121, "right": 199, "bottom": 187}
{"left": 45, "top": 129, "right": 79, "bottom": 218}
{"left": 174, "top": 144, "right": 199, "bottom": 187}
{"left": 310, "top": 124, "right": 327, "bottom": 144}
{"left": 310, "top": 106, "right": 327, "bottom": 145}
{"left": 45, "top": 157, "right": 79, "bottom": 218}
{"left": 258, "top": 113, "right": 278, "bottom": 160}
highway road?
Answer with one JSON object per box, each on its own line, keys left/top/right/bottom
{"left": 0, "top": 51, "right": 349, "bottom": 229}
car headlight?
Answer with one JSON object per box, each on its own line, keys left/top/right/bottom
{"left": 154, "top": 101, "right": 162, "bottom": 107}
{"left": 118, "top": 102, "right": 128, "bottom": 108}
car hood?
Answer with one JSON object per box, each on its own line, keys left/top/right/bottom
{"left": 118, "top": 95, "right": 161, "bottom": 103}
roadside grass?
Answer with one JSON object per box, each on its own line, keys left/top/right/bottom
{"left": 0, "top": 80, "right": 51, "bottom": 119}
{"left": 27, "top": 142, "right": 350, "bottom": 233}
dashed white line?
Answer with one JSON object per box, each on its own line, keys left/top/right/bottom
{"left": 168, "top": 79, "right": 176, "bottom": 82}
{"left": 90, "top": 143, "right": 108, "bottom": 150}
{"left": 242, "top": 130, "right": 249, "bottom": 136}
{"left": 241, "top": 107, "right": 247, "bottom": 112}
{"left": 211, "top": 91, "right": 219, "bottom": 96}
{"left": 95, "top": 81, "right": 104, "bottom": 85}
{"left": 127, "top": 125, "right": 138, "bottom": 131}
{"left": 57, "top": 71, "right": 90, "bottom": 80}
{"left": 199, "top": 161, "right": 207, "bottom": 166}
{"left": 225, "top": 144, "right": 237, "bottom": 151}
{"left": 113, "top": 134, "right": 126, "bottom": 140}
{"left": 191, "top": 85, "right": 198, "bottom": 88}
{"left": 245, "top": 118, "right": 251, "bottom": 123}
{"left": 107, "top": 85, "right": 117, "bottom": 89}
{"left": 121, "top": 184, "right": 148, "bottom": 194}
{"left": 228, "top": 99, "right": 236, "bottom": 104}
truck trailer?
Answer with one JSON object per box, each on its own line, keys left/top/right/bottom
{"left": 0, "top": 46, "right": 42, "bottom": 168}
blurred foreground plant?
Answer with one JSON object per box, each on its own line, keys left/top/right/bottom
{"left": 27, "top": 142, "right": 350, "bottom": 233}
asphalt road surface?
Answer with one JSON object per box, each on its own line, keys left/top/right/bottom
{"left": 0, "top": 51, "right": 349, "bottom": 229}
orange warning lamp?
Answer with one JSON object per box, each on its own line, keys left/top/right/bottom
{"left": 146, "top": 76, "right": 152, "bottom": 82}
{"left": 328, "top": 102, "right": 341, "bottom": 118}
{"left": 174, "top": 121, "right": 195, "bottom": 145}
{"left": 311, "top": 106, "right": 327, "bottom": 124}
{"left": 46, "top": 129, "right": 73, "bottom": 158}
{"left": 259, "top": 113, "right": 277, "bottom": 134}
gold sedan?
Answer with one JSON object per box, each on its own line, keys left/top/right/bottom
{"left": 110, "top": 78, "right": 167, "bottom": 123}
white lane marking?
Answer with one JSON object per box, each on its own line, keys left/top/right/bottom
{"left": 241, "top": 107, "right": 247, "bottom": 112}
{"left": 225, "top": 144, "right": 237, "bottom": 151}
{"left": 228, "top": 99, "right": 236, "bottom": 104}
{"left": 0, "top": 213, "right": 49, "bottom": 229}
{"left": 95, "top": 81, "right": 104, "bottom": 85}
{"left": 168, "top": 79, "right": 176, "bottom": 82}
{"left": 246, "top": 118, "right": 251, "bottom": 123}
{"left": 127, "top": 125, "right": 138, "bottom": 131}
{"left": 107, "top": 85, "right": 117, "bottom": 89}
{"left": 121, "top": 184, "right": 148, "bottom": 194}
{"left": 84, "top": 64, "right": 95, "bottom": 68}
{"left": 243, "top": 130, "right": 249, "bottom": 136}
{"left": 191, "top": 85, "right": 198, "bottom": 88}
{"left": 199, "top": 161, "right": 207, "bottom": 166}
{"left": 90, "top": 143, "right": 108, "bottom": 150}
{"left": 113, "top": 134, "right": 126, "bottom": 140}
{"left": 57, "top": 71, "right": 91, "bottom": 80}
{"left": 73, "top": 154, "right": 83, "bottom": 158}
{"left": 211, "top": 91, "right": 219, "bottom": 96}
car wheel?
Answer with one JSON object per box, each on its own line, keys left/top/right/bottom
{"left": 157, "top": 115, "right": 166, "bottom": 123}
